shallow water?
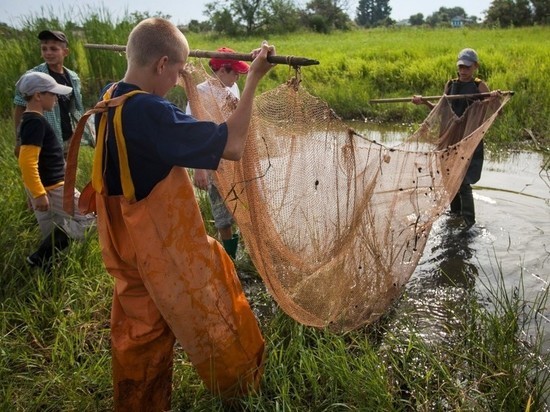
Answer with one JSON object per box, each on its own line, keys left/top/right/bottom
{"left": 351, "top": 121, "right": 550, "bottom": 352}
{"left": 242, "top": 121, "right": 550, "bottom": 357}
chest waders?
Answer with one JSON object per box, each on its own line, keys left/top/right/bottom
{"left": 445, "top": 78, "right": 484, "bottom": 227}
{"left": 64, "top": 88, "right": 265, "bottom": 410}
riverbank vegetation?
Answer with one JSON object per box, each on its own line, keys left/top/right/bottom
{"left": 0, "top": 15, "right": 548, "bottom": 147}
{"left": 0, "top": 120, "right": 548, "bottom": 409}
{"left": 1, "top": 12, "right": 549, "bottom": 411}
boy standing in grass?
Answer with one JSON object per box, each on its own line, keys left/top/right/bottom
{"left": 89, "top": 18, "right": 275, "bottom": 410}
{"left": 13, "top": 29, "right": 92, "bottom": 158}
{"left": 185, "top": 47, "right": 250, "bottom": 259}
{"left": 15, "top": 71, "right": 95, "bottom": 272}
{"left": 412, "top": 48, "right": 497, "bottom": 230}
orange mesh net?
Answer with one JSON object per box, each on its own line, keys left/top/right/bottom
{"left": 180, "top": 62, "right": 511, "bottom": 332}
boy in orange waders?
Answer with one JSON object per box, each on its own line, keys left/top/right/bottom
{"left": 90, "top": 18, "right": 275, "bottom": 411}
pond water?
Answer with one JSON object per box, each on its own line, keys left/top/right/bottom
{"left": 350, "top": 121, "right": 550, "bottom": 353}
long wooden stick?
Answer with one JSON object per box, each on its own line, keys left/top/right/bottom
{"left": 84, "top": 43, "right": 320, "bottom": 67}
{"left": 369, "top": 91, "right": 514, "bottom": 103}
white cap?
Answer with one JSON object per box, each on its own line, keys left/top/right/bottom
{"left": 16, "top": 71, "right": 72, "bottom": 97}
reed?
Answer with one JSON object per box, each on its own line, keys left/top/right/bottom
{"left": 0, "top": 116, "right": 548, "bottom": 411}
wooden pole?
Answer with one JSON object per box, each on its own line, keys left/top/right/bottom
{"left": 84, "top": 43, "right": 320, "bottom": 67}
{"left": 369, "top": 91, "right": 514, "bottom": 103}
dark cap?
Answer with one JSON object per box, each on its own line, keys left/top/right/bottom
{"left": 209, "top": 47, "right": 249, "bottom": 74}
{"left": 38, "top": 30, "right": 68, "bottom": 45}
{"left": 457, "top": 48, "right": 478, "bottom": 66}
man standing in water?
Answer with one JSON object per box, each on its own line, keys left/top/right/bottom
{"left": 412, "top": 48, "right": 498, "bottom": 230}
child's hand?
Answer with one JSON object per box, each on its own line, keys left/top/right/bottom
{"left": 248, "top": 41, "right": 276, "bottom": 78}
{"left": 33, "top": 194, "right": 49, "bottom": 212}
{"left": 193, "top": 169, "right": 209, "bottom": 190}
{"left": 412, "top": 95, "right": 424, "bottom": 105}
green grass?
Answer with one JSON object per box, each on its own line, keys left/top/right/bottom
{"left": 0, "top": 113, "right": 549, "bottom": 410}
{"left": 0, "top": 11, "right": 549, "bottom": 410}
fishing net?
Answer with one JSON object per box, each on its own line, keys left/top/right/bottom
{"left": 180, "top": 62, "right": 511, "bottom": 332}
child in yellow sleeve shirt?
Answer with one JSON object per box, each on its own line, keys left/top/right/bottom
{"left": 15, "top": 71, "right": 95, "bottom": 272}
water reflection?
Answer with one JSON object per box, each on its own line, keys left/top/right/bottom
{"left": 349, "top": 120, "right": 549, "bottom": 350}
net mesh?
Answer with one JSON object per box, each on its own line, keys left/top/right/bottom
{"left": 180, "top": 61, "right": 511, "bottom": 332}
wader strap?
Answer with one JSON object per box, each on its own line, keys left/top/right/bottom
{"left": 63, "top": 87, "right": 148, "bottom": 215}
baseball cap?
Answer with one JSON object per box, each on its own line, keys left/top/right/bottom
{"left": 209, "top": 47, "right": 250, "bottom": 74}
{"left": 457, "top": 48, "right": 478, "bottom": 66}
{"left": 16, "top": 71, "right": 73, "bottom": 97}
{"left": 38, "top": 30, "right": 69, "bottom": 44}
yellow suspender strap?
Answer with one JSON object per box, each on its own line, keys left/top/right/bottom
{"left": 92, "top": 88, "right": 148, "bottom": 202}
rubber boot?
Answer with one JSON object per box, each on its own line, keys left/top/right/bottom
{"left": 460, "top": 184, "right": 476, "bottom": 229}
{"left": 27, "top": 227, "right": 70, "bottom": 273}
{"left": 222, "top": 234, "right": 239, "bottom": 259}
{"left": 449, "top": 193, "right": 462, "bottom": 215}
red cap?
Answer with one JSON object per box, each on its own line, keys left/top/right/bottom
{"left": 209, "top": 47, "right": 249, "bottom": 74}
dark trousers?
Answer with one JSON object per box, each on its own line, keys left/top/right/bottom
{"left": 29, "top": 226, "right": 70, "bottom": 271}
{"left": 450, "top": 182, "right": 475, "bottom": 226}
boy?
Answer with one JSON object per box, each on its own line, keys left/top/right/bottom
{"left": 15, "top": 71, "right": 95, "bottom": 272}
{"left": 185, "top": 47, "right": 250, "bottom": 258}
{"left": 14, "top": 29, "right": 91, "bottom": 158}
{"left": 412, "top": 48, "right": 497, "bottom": 230}
{"left": 90, "top": 18, "right": 275, "bottom": 410}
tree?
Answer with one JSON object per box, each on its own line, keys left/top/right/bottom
{"left": 186, "top": 19, "right": 212, "bottom": 33}
{"left": 204, "top": 0, "right": 300, "bottom": 35}
{"left": 204, "top": 0, "right": 264, "bottom": 35}
{"left": 204, "top": 2, "right": 241, "bottom": 35}
{"left": 304, "top": 0, "right": 351, "bottom": 31}
{"left": 355, "top": 0, "right": 392, "bottom": 27}
{"left": 426, "top": 6, "right": 467, "bottom": 26}
{"left": 260, "top": 0, "right": 301, "bottom": 34}
{"left": 485, "top": 0, "right": 533, "bottom": 26}
{"left": 515, "top": 0, "right": 534, "bottom": 25}
{"left": 531, "top": 0, "right": 550, "bottom": 24}
{"left": 409, "top": 13, "right": 424, "bottom": 26}
{"left": 231, "top": 0, "right": 265, "bottom": 34}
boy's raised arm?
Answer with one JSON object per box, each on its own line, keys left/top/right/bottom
{"left": 223, "top": 41, "right": 276, "bottom": 160}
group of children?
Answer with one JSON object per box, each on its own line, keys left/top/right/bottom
{"left": 13, "top": 17, "right": 497, "bottom": 410}
{"left": 14, "top": 30, "right": 95, "bottom": 273}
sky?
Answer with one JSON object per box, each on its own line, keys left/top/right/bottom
{"left": 0, "top": 0, "right": 493, "bottom": 28}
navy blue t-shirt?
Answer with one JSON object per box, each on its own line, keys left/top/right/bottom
{"left": 100, "top": 82, "right": 228, "bottom": 200}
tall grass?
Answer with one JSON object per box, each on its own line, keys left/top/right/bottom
{"left": 0, "top": 116, "right": 548, "bottom": 410}
{"left": 0, "top": 12, "right": 548, "bottom": 145}
{"left": 0, "top": 10, "right": 549, "bottom": 410}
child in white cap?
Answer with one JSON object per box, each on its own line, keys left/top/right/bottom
{"left": 15, "top": 71, "right": 95, "bottom": 272}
